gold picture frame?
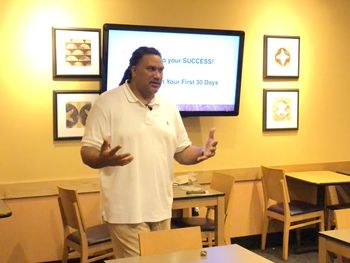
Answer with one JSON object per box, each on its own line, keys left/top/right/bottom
{"left": 263, "top": 89, "right": 299, "bottom": 131}
{"left": 53, "top": 90, "right": 100, "bottom": 140}
{"left": 52, "top": 27, "right": 101, "bottom": 78}
{"left": 263, "top": 35, "right": 300, "bottom": 78}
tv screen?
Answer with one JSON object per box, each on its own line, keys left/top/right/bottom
{"left": 101, "top": 24, "right": 245, "bottom": 117}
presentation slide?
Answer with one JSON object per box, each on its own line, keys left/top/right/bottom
{"left": 106, "top": 30, "right": 241, "bottom": 111}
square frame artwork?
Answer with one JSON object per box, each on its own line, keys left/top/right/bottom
{"left": 53, "top": 90, "right": 100, "bottom": 140}
{"left": 263, "top": 35, "right": 300, "bottom": 78}
{"left": 263, "top": 89, "right": 299, "bottom": 131}
{"left": 52, "top": 27, "right": 101, "bottom": 78}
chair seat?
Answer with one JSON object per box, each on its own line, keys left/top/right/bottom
{"left": 68, "top": 224, "right": 111, "bottom": 246}
{"left": 327, "top": 203, "right": 350, "bottom": 211}
{"left": 268, "top": 200, "right": 323, "bottom": 216}
{"left": 172, "top": 217, "right": 215, "bottom": 231}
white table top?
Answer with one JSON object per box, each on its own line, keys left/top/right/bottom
{"left": 105, "top": 244, "right": 273, "bottom": 263}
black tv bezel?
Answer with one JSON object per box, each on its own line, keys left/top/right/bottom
{"left": 101, "top": 23, "right": 245, "bottom": 117}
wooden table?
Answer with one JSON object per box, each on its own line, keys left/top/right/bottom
{"left": 105, "top": 244, "right": 273, "bottom": 263}
{"left": 172, "top": 186, "right": 225, "bottom": 245}
{"left": 0, "top": 199, "right": 12, "bottom": 218}
{"left": 319, "top": 228, "right": 350, "bottom": 263}
{"left": 286, "top": 171, "right": 350, "bottom": 208}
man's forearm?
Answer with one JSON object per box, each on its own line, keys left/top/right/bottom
{"left": 80, "top": 146, "right": 105, "bottom": 169}
{"left": 174, "top": 146, "right": 204, "bottom": 165}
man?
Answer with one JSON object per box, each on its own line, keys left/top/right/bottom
{"left": 80, "top": 46, "right": 217, "bottom": 258}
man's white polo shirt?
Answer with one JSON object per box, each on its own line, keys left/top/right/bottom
{"left": 82, "top": 83, "right": 191, "bottom": 223}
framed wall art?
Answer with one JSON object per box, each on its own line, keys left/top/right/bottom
{"left": 53, "top": 90, "right": 100, "bottom": 140}
{"left": 263, "top": 89, "right": 299, "bottom": 131}
{"left": 263, "top": 35, "right": 300, "bottom": 78}
{"left": 52, "top": 27, "right": 101, "bottom": 78}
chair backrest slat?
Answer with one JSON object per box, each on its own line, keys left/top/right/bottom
{"left": 326, "top": 186, "right": 340, "bottom": 206}
{"left": 139, "top": 226, "right": 202, "bottom": 256}
{"left": 211, "top": 173, "right": 235, "bottom": 213}
{"left": 261, "top": 166, "right": 290, "bottom": 206}
{"left": 334, "top": 208, "right": 350, "bottom": 229}
{"left": 58, "top": 186, "right": 86, "bottom": 232}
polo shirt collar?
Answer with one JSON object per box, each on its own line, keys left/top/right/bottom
{"left": 124, "top": 82, "right": 160, "bottom": 107}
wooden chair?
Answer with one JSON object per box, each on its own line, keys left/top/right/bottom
{"left": 260, "top": 166, "right": 325, "bottom": 261}
{"left": 332, "top": 208, "right": 350, "bottom": 263}
{"left": 57, "top": 186, "right": 114, "bottom": 263}
{"left": 172, "top": 173, "right": 235, "bottom": 246}
{"left": 138, "top": 226, "right": 202, "bottom": 256}
{"left": 326, "top": 185, "right": 350, "bottom": 230}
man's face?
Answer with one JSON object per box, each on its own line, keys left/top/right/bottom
{"left": 131, "top": 54, "right": 164, "bottom": 99}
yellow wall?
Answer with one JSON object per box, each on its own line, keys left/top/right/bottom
{"left": 1, "top": 0, "right": 350, "bottom": 184}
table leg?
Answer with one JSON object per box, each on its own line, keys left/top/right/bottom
{"left": 319, "top": 236, "right": 329, "bottom": 263}
{"left": 317, "top": 185, "right": 326, "bottom": 208}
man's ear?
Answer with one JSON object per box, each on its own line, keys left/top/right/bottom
{"left": 130, "top": 65, "right": 137, "bottom": 77}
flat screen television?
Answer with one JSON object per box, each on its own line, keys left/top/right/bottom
{"left": 101, "top": 23, "right": 245, "bottom": 117}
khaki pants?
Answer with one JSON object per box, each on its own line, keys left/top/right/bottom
{"left": 107, "top": 219, "right": 171, "bottom": 258}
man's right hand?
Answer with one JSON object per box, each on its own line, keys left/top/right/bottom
{"left": 81, "top": 137, "right": 134, "bottom": 169}
{"left": 99, "top": 137, "right": 134, "bottom": 167}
